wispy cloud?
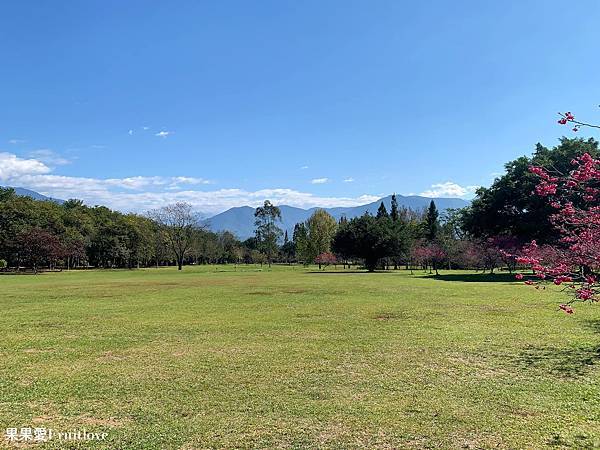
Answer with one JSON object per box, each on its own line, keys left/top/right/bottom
{"left": 8, "top": 139, "right": 26, "bottom": 145}
{"left": 420, "top": 181, "right": 479, "bottom": 198}
{"left": 343, "top": 177, "right": 355, "bottom": 183}
{"left": 300, "top": 165, "right": 309, "bottom": 170}
{"left": 128, "top": 129, "right": 134, "bottom": 136}
{"left": 155, "top": 131, "right": 173, "bottom": 138}
{"left": 0, "top": 152, "right": 378, "bottom": 214}
{"left": 311, "top": 177, "right": 329, "bottom": 184}
{"left": 28, "top": 149, "right": 71, "bottom": 166}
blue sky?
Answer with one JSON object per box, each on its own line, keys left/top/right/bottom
{"left": 1, "top": 0, "right": 600, "bottom": 214}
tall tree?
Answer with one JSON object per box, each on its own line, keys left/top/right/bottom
{"left": 390, "top": 194, "right": 399, "bottom": 222}
{"left": 293, "top": 222, "right": 309, "bottom": 264}
{"left": 149, "top": 202, "right": 196, "bottom": 270}
{"left": 424, "top": 200, "right": 439, "bottom": 241}
{"left": 254, "top": 200, "right": 282, "bottom": 266}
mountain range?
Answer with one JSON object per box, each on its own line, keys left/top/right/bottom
{"left": 204, "top": 194, "right": 469, "bottom": 240}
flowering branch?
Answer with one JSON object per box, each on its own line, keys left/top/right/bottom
{"left": 557, "top": 111, "right": 600, "bottom": 132}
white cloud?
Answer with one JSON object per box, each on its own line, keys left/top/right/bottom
{"left": 311, "top": 177, "right": 329, "bottom": 184}
{"left": 0, "top": 152, "right": 376, "bottom": 214}
{"left": 128, "top": 129, "right": 134, "bottom": 136}
{"left": 28, "top": 149, "right": 71, "bottom": 166}
{"left": 170, "top": 176, "right": 211, "bottom": 185}
{"left": 142, "top": 126, "right": 150, "bottom": 130}
{"left": 343, "top": 177, "right": 355, "bottom": 183}
{"left": 420, "top": 181, "right": 479, "bottom": 198}
{"left": 8, "top": 139, "right": 26, "bottom": 145}
{"left": 300, "top": 165, "right": 309, "bottom": 170}
{"left": 0, "top": 152, "right": 51, "bottom": 179}
{"left": 155, "top": 131, "right": 172, "bottom": 138}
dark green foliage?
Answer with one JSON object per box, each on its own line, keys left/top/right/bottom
{"left": 390, "top": 194, "right": 399, "bottom": 222}
{"left": 462, "top": 137, "right": 600, "bottom": 242}
{"left": 376, "top": 202, "right": 389, "bottom": 219}
{"left": 332, "top": 213, "right": 396, "bottom": 271}
{"left": 424, "top": 200, "right": 439, "bottom": 241}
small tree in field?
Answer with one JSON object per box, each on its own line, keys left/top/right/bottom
{"left": 149, "top": 202, "right": 196, "bottom": 271}
{"left": 518, "top": 111, "right": 600, "bottom": 312}
{"left": 315, "top": 252, "right": 337, "bottom": 269}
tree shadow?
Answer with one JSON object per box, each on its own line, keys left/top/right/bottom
{"left": 420, "top": 272, "right": 519, "bottom": 283}
{"left": 306, "top": 270, "right": 392, "bottom": 274}
{"left": 584, "top": 319, "right": 600, "bottom": 334}
{"left": 515, "top": 344, "right": 600, "bottom": 378}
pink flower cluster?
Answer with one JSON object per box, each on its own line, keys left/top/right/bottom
{"left": 557, "top": 111, "right": 579, "bottom": 132}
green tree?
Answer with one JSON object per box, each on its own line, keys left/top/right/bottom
{"left": 423, "top": 200, "right": 439, "bottom": 241}
{"left": 293, "top": 222, "right": 309, "bottom": 264}
{"left": 390, "top": 194, "right": 399, "bottom": 222}
{"left": 305, "top": 209, "right": 337, "bottom": 264}
{"left": 461, "top": 137, "right": 600, "bottom": 242}
{"left": 254, "top": 200, "right": 282, "bottom": 267}
{"left": 377, "top": 202, "right": 389, "bottom": 219}
{"left": 332, "top": 213, "right": 395, "bottom": 272}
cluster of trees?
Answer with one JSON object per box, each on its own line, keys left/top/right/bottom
{"left": 0, "top": 189, "right": 257, "bottom": 272}
{"left": 3, "top": 136, "right": 596, "bottom": 277}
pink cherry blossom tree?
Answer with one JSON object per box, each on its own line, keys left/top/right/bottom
{"left": 518, "top": 111, "right": 600, "bottom": 313}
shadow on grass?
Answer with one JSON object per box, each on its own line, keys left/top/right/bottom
{"left": 307, "top": 270, "right": 392, "bottom": 274}
{"left": 420, "top": 272, "right": 519, "bottom": 283}
{"left": 515, "top": 344, "right": 600, "bottom": 378}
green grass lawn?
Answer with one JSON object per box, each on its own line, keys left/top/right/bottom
{"left": 1, "top": 266, "right": 600, "bottom": 449}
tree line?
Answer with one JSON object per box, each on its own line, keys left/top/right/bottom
{"left": 1, "top": 137, "right": 592, "bottom": 274}
{"left": 0, "top": 191, "right": 257, "bottom": 272}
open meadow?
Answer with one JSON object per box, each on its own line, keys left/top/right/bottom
{"left": 1, "top": 266, "right": 600, "bottom": 449}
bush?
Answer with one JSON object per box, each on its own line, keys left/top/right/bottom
{"left": 0, "top": 259, "right": 6, "bottom": 270}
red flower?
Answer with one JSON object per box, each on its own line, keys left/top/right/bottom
{"left": 515, "top": 273, "right": 524, "bottom": 280}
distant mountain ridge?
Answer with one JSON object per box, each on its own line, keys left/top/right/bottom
{"left": 204, "top": 194, "right": 469, "bottom": 240}
{"left": 2, "top": 186, "right": 64, "bottom": 204}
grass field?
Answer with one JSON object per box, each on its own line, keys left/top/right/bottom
{"left": 1, "top": 266, "right": 600, "bottom": 449}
